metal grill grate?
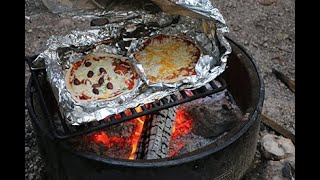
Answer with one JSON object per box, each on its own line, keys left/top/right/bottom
{"left": 26, "top": 55, "right": 227, "bottom": 140}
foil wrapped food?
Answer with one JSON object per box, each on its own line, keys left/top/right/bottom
{"left": 35, "top": 0, "right": 231, "bottom": 125}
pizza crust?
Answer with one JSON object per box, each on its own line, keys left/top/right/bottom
{"left": 133, "top": 34, "right": 200, "bottom": 84}
{"left": 65, "top": 53, "right": 138, "bottom": 103}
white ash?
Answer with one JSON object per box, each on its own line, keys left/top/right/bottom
{"left": 168, "top": 90, "right": 243, "bottom": 157}
{"left": 144, "top": 98, "right": 177, "bottom": 159}
{"left": 169, "top": 132, "right": 214, "bottom": 156}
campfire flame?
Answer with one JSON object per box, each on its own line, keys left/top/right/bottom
{"left": 83, "top": 106, "right": 149, "bottom": 160}
{"left": 128, "top": 106, "right": 147, "bottom": 160}
{"left": 171, "top": 109, "right": 193, "bottom": 140}
{"left": 83, "top": 105, "right": 192, "bottom": 159}
{"left": 91, "top": 131, "right": 125, "bottom": 148}
{"left": 168, "top": 108, "right": 193, "bottom": 157}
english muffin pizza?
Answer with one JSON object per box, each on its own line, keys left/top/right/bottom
{"left": 133, "top": 34, "right": 201, "bottom": 84}
{"left": 65, "top": 53, "right": 138, "bottom": 102}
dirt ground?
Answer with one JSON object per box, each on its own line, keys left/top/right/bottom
{"left": 213, "top": 0, "right": 295, "bottom": 135}
{"left": 25, "top": 0, "right": 295, "bottom": 179}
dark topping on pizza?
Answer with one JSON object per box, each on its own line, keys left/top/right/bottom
{"left": 92, "top": 83, "right": 101, "bottom": 88}
{"left": 87, "top": 71, "right": 94, "bottom": 78}
{"left": 79, "top": 94, "right": 90, "bottom": 100}
{"left": 106, "top": 82, "right": 113, "bottom": 89}
{"left": 73, "top": 78, "right": 80, "bottom": 85}
{"left": 98, "top": 77, "right": 104, "bottom": 85}
{"left": 92, "top": 88, "right": 99, "bottom": 95}
{"left": 99, "top": 67, "right": 106, "bottom": 74}
{"left": 67, "top": 54, "right": 138, "bottom": 102}
{"left": 85, "top": 62, "right": 92, "bottom": 67}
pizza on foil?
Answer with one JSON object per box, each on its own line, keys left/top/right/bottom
{"left": 65, "top": 53, "right": 138, "bottom": 102}
{"left": 133, "top": 34, "right": 200, "bottom": 84}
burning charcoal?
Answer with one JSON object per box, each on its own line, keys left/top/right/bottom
{"left": 182, "top": 91, "right": 242, "bottom": 138}
{"left": 105, "top": 123, "right": 134, "bottom": 138}
{"left": 189, "top": 105, "right": 238, "bottom": 138}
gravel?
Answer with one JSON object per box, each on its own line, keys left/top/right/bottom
{"left": 25, "top": 0, "right": 295, "bottom": 179}
{"left": 25, "top": 108, "right": 44, "bottom": 180}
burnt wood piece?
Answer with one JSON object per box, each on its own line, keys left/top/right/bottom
{"left": 272, "top": 68, "right": 295, "bottom": 93}
{"left": 144, "top": 96, "right": 177, "bottom": 159}
{"left": 261, "top": 114, "right": 295, "bottom": 144}
{"left": 189, "top": 91, "right": 240, "bottom": 138}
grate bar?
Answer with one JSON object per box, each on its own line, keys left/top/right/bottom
{"left": 26, "top": 55, "right": 227, "bottom": 140}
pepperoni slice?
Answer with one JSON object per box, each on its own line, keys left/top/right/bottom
{"left": 114, "top": 65, "right": 128, "bottom": 75}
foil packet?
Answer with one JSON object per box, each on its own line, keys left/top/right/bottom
{"left": 35, "top": 0, "right": 231, "bottom": 125}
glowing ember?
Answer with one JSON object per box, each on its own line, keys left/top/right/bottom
{"left": 128, "top": 106, "right": 152, "bottom": 159}
{"left": 91, "top": 131, "right": 125, "bottom": 148}
{"left": 83, "top": 106, "right": 149, "bottom": 160}
{"left": 167, "top": 108, "right": 193, "bottom": 157}
{"left": 171, "top": 109, "right": 193, "bottom": 140}
{"left": 168, "top": 140, "right": 185, "bottom": 157}
{"left": 128, "top": 117, "right": 145, "bottom": 160}
{"left": 83, "top": 105, "right": 192, "bottom": 159}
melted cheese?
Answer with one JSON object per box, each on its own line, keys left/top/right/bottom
{"left": 66, "top": 54, "right": 137, "bottom": 102}
{"left": 134, "top": 35, "right": 199, "bottom": 83}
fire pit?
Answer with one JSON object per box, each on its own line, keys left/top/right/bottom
{"left": 26, "top": 37, "right": 264, "bottom": 180}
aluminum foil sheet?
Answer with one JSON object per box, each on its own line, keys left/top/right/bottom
{"left": 35, "top": 0, "right": 231, "bottom": 125}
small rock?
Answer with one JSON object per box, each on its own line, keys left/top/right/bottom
{"left": 263, "top": 42, "right": 268, "bottom": 47}
{"left": 280, "top": 156, "right": 295, "bottom": 171}
{"left": 29, "top": 173, "right": 35, "bottom": 180}
{"left": 252, "top": 42, "right": 259, "bottom": 47}
{"left": 276, "top": 33, "right": 289, "bottom": 41}
{"left": 282, "top": 161, "right": 294, "bottom": 179}
{"left": 25, "top": 147, "right": 30, "bottom": 152}
{"left": 234, "top": 25, "right": 241, "bottom": 31}
{"left": 262, "top": 161, "right": 294, "bottom": 180}
{"left": 261, "top": 134, "right": 295, "bottom": 160}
